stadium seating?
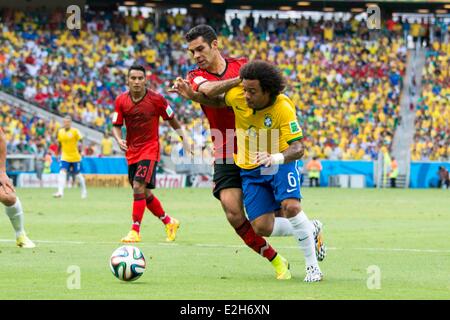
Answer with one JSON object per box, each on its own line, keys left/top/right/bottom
{"left": 0, "top": 103, "right": 60, "bottom": 155}
{"left": 0, "top": 8, "right": 447, "bottom": 161}
{"left": 411, "top": 41, "right": 449, "bottom": 161}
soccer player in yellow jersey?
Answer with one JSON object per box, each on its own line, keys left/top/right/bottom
{"left": 173, "top": 60, "right": 326, "bottom": 282}
{"left": 0, "top": 128, "right": 35, "bottom": 248}
{"left": 53, "top": 116, "right": 87, "bottom": 199}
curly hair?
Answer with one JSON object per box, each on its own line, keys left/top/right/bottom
{"left": 239, "top": 60, "right": 286, "bottom": 100}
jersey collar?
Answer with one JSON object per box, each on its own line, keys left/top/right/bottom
{"left": 129, "top": 89, "right": 147, "bottom": 105}
{"left": 204, "top": 57, "right": 228, "bottom": 78}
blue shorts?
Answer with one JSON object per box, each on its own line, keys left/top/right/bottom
{"left": 60, "top": 161, "right": 81, "bottom": 174}
{"left": 240, "top": 161, "right": 303, "bottom": 221}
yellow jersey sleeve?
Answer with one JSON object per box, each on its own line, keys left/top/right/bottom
{"left": 279, "top": 103, "right": 303, "bottom": 145}
{"left": 224, "top": 85, "right": 245, "bottom": 109}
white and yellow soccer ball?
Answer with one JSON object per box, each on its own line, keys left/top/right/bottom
{"left": 110, "top": 246, "right": 146, "bottom": 281}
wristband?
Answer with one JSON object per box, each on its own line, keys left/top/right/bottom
{"left": 271, "top": 153, "right": 285, "bottom": 165}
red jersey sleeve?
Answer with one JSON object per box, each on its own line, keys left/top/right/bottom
{"left": 156, "top": 95, "right": 175, "bottom": 121}
{"left": 112, "top": 95, "right": 124, "bottom": 126}
{"left": 187, "top": 70, "right": 209, "bottom": 92}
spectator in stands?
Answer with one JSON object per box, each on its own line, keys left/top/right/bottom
{"left": 411, "top": 19, "right": 421, "bottom": 45}
{"left": 48, "top": 139, "right": 59, "bottom": 157}
{"left": 231, "top": 13, "right": 241, "bottom": 35}
{"left": 174, "top": 10, "right": 185, "bottom": 31}
{"left": 245, "top": 12, "right": 255, "bottom": 30}
{"left": 84, "top": 142, "right": 96, "bottom": 156}
{"left": 402, "top": 17, "right": 410, "bottom": 42}
{"left": 323, "top": 21, "right": 334, "bottom": 41}
{"left": 306, "top": 156, "right": 322, "bottom": 187}
{"left": 438, "top": 166, "right": 450, "bottom": 189}
{"left": 101, "top": 132, "right": 114, "bottom": 157}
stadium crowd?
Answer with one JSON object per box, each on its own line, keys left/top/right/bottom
{"left": 0, "top": 103, "right": 60, "bottom": 155}
{"left": 0, "top": 8, "right": 448, "bottom": 161}
{"left": 411, "top": 41, "right": 449, "bottom": 161}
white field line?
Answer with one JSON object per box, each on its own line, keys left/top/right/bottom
{"left": 1, "top": 239, "right": 450, "bottom": 254}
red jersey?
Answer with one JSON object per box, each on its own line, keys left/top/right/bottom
{"left": 113, "top": 90, "right": 174, "bottom": 164}
{"left": 187, "top": 56, "right": 247, "bottom": 160}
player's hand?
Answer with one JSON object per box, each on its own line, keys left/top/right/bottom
{"left": 0, "top": 172, "right": 15, "bottom": 194}
{"left": 256, "top": 151, "right": 273, "bottom": 167}
{"left": 168, "top": 77, "right": 195, "bottom": 100}
{"left": 167, "top": 77, "right": 183, "bottom": 94}
{"left": 117, "top": 139, "right": 128, "bottom": 152}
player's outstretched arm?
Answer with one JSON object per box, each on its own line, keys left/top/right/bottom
{"left": 194, "top": 92, "right": 226, "bottom": 107}
{"left": 197, "top": 77, "right": 242, "bottom": 97}
{"left": 169, "top": 78, "right": 225, "bottom": 107}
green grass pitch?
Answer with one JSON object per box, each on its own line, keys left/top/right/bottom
{"left": 0, "top": 187, "right": 449, "bottom": 300}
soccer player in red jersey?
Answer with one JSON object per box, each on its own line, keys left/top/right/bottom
{"left": 112, "top": 65, "right": 190, "bottom": 243}
{"left": 170, "top": 25, "right": 290, "bottom": 279}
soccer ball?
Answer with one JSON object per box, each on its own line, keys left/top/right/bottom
{"left": 110, "top": 246, "right": 146, "bottom": 281}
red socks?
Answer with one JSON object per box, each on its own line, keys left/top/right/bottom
{"left": 132, "top": 193, "right": 146, "bottom": 233}
{"left": 235, "top": 219, "right": 277, "bottom": 261}
{"left": 146, "top": 195, "right": 171, "bottom": 225}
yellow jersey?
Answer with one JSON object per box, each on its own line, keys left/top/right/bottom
{"left": 224, "top": 85, "right": 303, "bottom": 170}
{"left": 57, "top": 127, "right": 83, "bottom": 162}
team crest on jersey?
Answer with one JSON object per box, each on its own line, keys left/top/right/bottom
{"left": 264, "top": 114, "right": 273, "bottom": 128}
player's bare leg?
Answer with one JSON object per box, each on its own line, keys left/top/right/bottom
{"left": 249, "top": 213, "right": 276, "bottom": 237}
{"left": 219, "top": 188, "right": 246, "bottom": 229}
{"left": 53, "top": 168, "right": 67, "bottom": 198}
{"left": 0, "top": 189, "right": 35, "bottom": 248}
{"left": 220, "top": 188, "right": 290, "bottom": 279}
{"left": 144, "top": 189, "right": 179, "bottom": 242}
